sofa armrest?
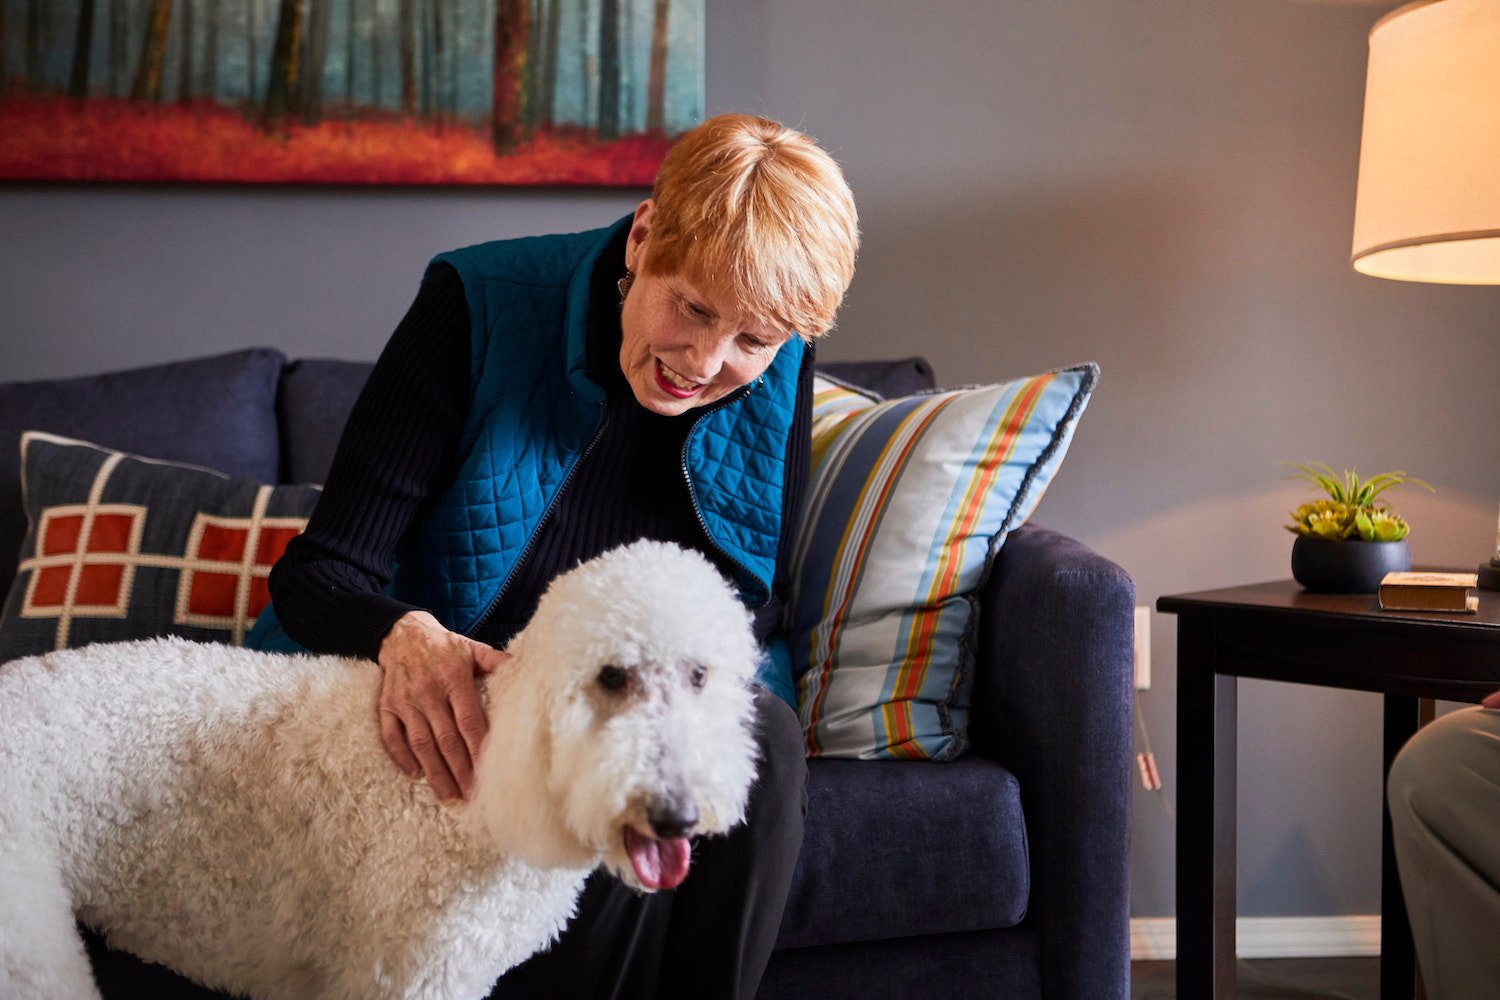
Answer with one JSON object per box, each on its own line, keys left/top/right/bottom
{"left": 972, "top": 523, "right": 1134, "bottom": 1000}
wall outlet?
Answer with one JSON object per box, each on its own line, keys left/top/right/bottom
{"left": 1133, "top": 605, "right": 1151, "bottom": 691}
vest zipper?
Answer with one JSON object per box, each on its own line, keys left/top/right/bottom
{"left": 679, "top": 383, "right": 770, "bottom": 607}
{"left": 465, "top": 401, "right": 609, "bottom": 637}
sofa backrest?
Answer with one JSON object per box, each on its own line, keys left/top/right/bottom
{"left": 0, "top": 351, "right": 937, "bottom": 589}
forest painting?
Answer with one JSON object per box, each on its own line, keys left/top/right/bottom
{"left": 0, "top": 0, "right": 703, "bottom": 185}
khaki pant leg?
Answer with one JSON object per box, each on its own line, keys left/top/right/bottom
{"left": 1388, "top": 706, "right": 1500, "bottom": 1000}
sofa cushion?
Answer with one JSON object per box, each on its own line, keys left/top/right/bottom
{"left": 277, "top": 358, "right": 374, "bottom": 485}
{"left": 0, "top": 349, "right": 285, "bottom": 590}
{"left": 776, "top": 757, "right": 1029, "bottom": 950}
{"left": 763, "top": 926, "right": 1040, "bottom": 1000}
{"left": 0, "top": 433, "right": 320, "bottom": 662}
{"left": 787, "top": 366, "right": 1098, "bottom": 761}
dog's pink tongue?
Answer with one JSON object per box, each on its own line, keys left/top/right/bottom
{"left": 624, "top": 827, "right": 692, "bottom": 889}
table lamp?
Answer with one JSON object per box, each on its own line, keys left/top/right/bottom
{"left": 1350, "top": 0, "right": 1500, "bottom": 588}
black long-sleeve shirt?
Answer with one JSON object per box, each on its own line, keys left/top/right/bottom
{"left": 268, "top": 232, "right": 813, "bottom": 658}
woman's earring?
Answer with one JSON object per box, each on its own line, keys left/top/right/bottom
{"left": 617, "top": 269, "right": 635, "bottom": 309}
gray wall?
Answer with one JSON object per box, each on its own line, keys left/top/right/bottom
{"left": 4, "top": 0, "right": 1497, "bottom": 920}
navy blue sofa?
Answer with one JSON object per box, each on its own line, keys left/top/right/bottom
{"left": 0, "top": 349, "right": 1134, "bottom": 999}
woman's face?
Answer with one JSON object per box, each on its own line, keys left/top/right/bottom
{"left": 620, "top": 201, "right": 792, "bottom": 417}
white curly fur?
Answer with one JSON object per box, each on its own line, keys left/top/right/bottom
{"left": 0, "top": 540, "right": 762, "bottom": 1000}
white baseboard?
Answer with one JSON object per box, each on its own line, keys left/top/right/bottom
{"left": 1130, "top": 916, "right": 1381, "bottom": 961}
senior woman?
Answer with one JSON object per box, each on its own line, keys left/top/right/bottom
{"left": 249, "top": 113, "right": 858, "bottom": 1000}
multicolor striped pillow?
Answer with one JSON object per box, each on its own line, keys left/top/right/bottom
{"left": 786, "top": 365, "right": 1098, "bottom": 760}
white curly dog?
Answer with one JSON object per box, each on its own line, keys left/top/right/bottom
{"left": 0, "top": 540, "right": 763, "bottom": 1000}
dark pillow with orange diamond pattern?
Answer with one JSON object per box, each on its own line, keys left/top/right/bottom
{"left": 0, "top": 433, "right": 320, "bottom": 663}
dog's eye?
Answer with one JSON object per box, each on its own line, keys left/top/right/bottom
{"left": 690, "top": 665, "right": 707, "bottom": 689}
{"left": 597, "top": 665, "right": 629, "bottom": 692}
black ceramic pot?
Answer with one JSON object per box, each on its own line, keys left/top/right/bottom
{"left": 1290, "top": 535, "right": 1411, "bottom": 593}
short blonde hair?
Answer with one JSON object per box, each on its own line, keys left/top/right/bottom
{"left": 640, "top": 113, "right": 859, "bottom": 340}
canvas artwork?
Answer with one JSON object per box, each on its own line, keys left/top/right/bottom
{"left": 0, "top": 0, "right": 703, "bottom": 185}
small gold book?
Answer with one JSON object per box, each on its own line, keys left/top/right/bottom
{"left": 1378, "top": 571, "right": 1479, "bottom": 613}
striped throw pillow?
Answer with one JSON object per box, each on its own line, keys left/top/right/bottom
{"left": 787, "top": 365, "right": 1098, "bottom": 760}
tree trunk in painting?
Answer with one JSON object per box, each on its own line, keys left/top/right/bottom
{"left": 177, "top": 0, "right": 194, "bottom": 103}
{"left": 372, "top": 5, "right": 385, "bottom": 110}
{"left": 579, "top": 0, "right": 595, "bottom": 128}
{"left": 492, "top": 0, "right": 529, "bottom": 154}
{"left": 523, "top": 0, "right": 540, "bottom": 128}
{"left": 623, "top": 0, "right": 636, "bottom": 131}
{"left": 541, "top": 0, "right": 561, "bottom": 126}
{"left": 300, "top": 0, "right": 330, "bottom": 123}
{"left": 131, "top": 0, "right": 174, "bottom": 102}
{"left": 449, "top": 0, "right": 461, "bottom": 122}
{"left": 399, "top": 0, "right": 416, "bottom": 116}
{"left": 597, "top": 0, "right": 620, "bottom": 139}
{"left": 418, "top": 0, "right": 431, "bottom": 117}
{"left": 69, "top": 0, "right": 96, "bottom": 98}
{"left": 25, "top": 0, "right": 40, "bottom": 92}
{"left": 41, "top": 1, "right": 57, "bottom": 88}
{"left": 432, "top": 0, "right": 446, "bottom": 125}
{"left": 205, "top": 0, "right": 220, "bottom": 98}
{"left": 647, "top": 0, "right": 670, "bottom": 133}
{"left": 264, "top": 0, "right": 306, "bottom": 125}
{"left": 248, "top": 0, "right": 258, "bottom": 102}
{"left": 108, "top": 0, "right": 127, "bottom": 96}
{"left": 344, "top": 0, "right": 356, "bottom": 112}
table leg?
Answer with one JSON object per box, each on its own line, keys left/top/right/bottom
{"left": 1176, "top": 617, "right": 1238, "bottom": 1000}
{"left": 1381, "top": 694, "right": 1420, "bottom": 1000}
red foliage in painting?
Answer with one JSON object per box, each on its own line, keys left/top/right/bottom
{"left": 0, "top": 96, "right": 675, "bottom": 186}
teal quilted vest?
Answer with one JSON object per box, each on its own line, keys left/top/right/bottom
{"left": 253, "top": 216, "right": 803, "bottom": 705}
{"left": 397, "top": 216, "right": 804, "bottom": 634}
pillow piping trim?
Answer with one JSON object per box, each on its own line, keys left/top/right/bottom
{"left": 811, "top": 370, "right": 884, "bottom": 403}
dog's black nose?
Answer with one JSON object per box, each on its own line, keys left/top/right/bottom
{"left": 648, "top": 801, "right": 699, "bottom": 839}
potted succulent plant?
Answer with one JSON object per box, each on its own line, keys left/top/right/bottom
{"left": 1285, "top": 462, "right": 1434, "bottom": 593}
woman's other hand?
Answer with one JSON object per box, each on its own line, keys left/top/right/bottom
{"left": 377, "top": 610, "right": 511, "bottom": 801}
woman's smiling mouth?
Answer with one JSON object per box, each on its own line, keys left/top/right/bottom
{"left": 654, "top": 359, "right": 704, "bottom": 398}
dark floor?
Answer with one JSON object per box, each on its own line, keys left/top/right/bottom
{"left": 1132, "top": 957, "right": 1381, "bottom": 999}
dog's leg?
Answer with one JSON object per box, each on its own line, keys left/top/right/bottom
{"left": 0, "top": 838, "right": 101, "bottom": 1000}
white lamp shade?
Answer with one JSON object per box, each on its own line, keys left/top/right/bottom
{"left": 1352, "top": 0, "right": 1500, "bottom": 283}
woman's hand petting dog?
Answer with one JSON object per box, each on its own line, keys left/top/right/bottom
{"left": 378, "top": 610, "right": 512, "bottom": 801}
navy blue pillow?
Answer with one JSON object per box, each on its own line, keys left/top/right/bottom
{"left": 0, "top": 349, "right": 285, "bottom": 590}
{"left": 817, "top": 357, "right": 935, "bottom": 400}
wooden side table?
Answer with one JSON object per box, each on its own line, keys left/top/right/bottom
{"left": 1158, "top": 581, "right": 1500, "bottom": 1000}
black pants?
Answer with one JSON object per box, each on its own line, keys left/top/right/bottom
{"left": 489, "top": 687, "right": 809, "bottom": 1000}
